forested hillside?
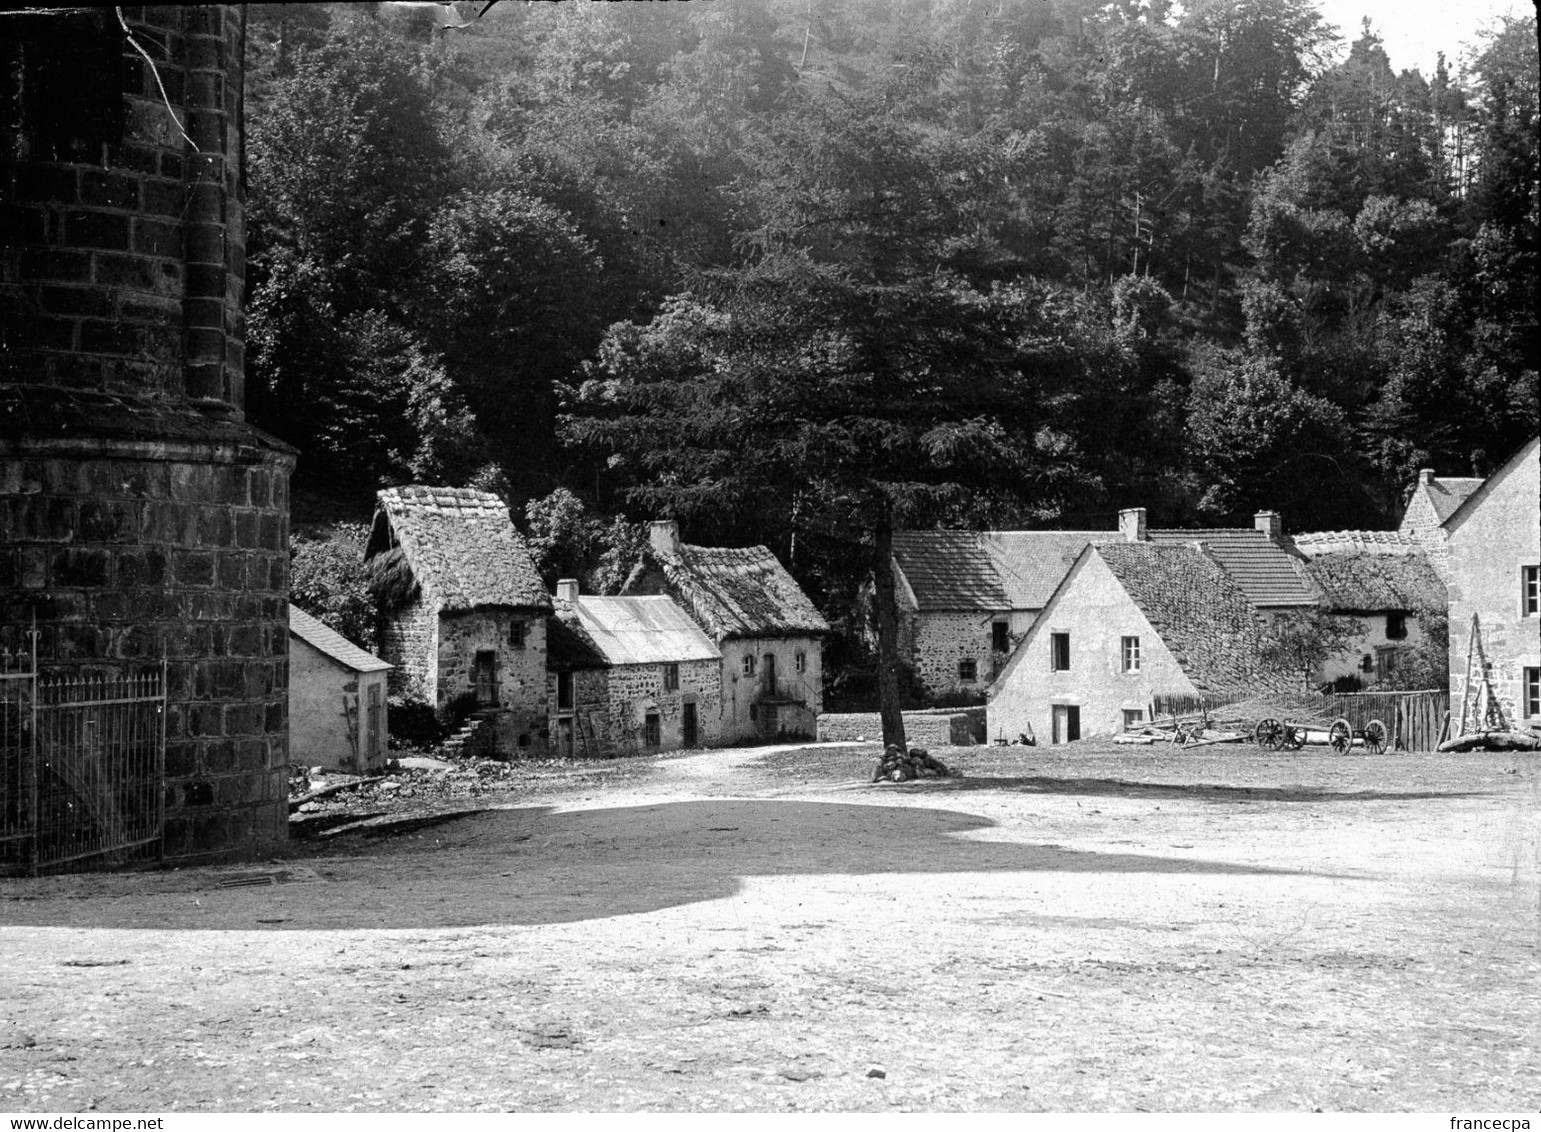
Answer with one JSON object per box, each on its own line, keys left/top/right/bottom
{"left": 248, "top": 0, "right": 1538, "bottom": 617}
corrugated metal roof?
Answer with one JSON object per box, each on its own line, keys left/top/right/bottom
{"left": 892, "top": 530, "right": 1107, "bottom": 610}
{"left": 370, "top": 486, "right": 550, "bottom": 612}
{"left": 569, "top": 596, "right": 721, "bottom": 666}
{"left": 1148, "top": 528, "right": 1315, "bottom": 608}
{"left": 288, "top": 605, "right": 391, "bottom": 673}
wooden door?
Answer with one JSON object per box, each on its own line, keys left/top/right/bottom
{"left": 1052, "top": 704, "right": 1080, "bottom": 744}
{"left": 682, "top": 701, "right": 698, "bottom": 747}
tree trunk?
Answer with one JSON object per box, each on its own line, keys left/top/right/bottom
{"left": 871, "top": 509, "right": 907, "bottom": 751}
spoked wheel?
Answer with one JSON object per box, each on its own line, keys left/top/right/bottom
{"left": 1362, "top": 719, "right": 1388, "bottom": 756}
{"left": 1254, "top": 718, "right": 1285, "bottom": 750}
{"left": 1329, "top": 718, "right": 1353, "bottom": 755}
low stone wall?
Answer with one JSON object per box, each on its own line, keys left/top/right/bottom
{"left": 816, "top": 706, "right": 986, "bottom": 746}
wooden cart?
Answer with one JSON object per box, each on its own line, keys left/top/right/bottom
{"left": 1251, "top": 716, "right": 1388, "bottom": 755}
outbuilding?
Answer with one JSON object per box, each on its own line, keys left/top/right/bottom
{"left": 288, "top": 605, "right": 391, "bottom": 773}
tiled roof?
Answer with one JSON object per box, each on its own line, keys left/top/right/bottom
{"left": 288, "top": 605, "right": 391, "bottom": 673}
{"left": 1441, "top": 438, "right": 1540, "bottom": 534}
{"left": 648, "top": 545, "right": 830, "bottom": 640}
{"left": 369, "top": 486, "right": 550, "bottom": 612}
{"left": 1300, "top": 551, "right": 1447, "bottom": 613}
{"left": 1417, "top": 476, "right": 1484, "bottom": 523}
{"left": 892, "top": 530, "right": 1107, "bottom": 610}
{"left": 558, "top": 596, "right": 721, "bottom": 667}
{"left": 1292, "top": 530, "right": 1422, "bottom": 557}
{"left": 1097, "top": 543, "right": 1297, "bottom": 696}
{"left": 1148, "top": 528, "right": 1315, "bottom": 607}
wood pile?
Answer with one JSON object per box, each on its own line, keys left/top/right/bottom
{"left": 871, "top": 745, "right": 954, "bottom": 783}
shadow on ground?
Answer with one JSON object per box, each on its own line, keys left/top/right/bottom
{"left": 0, "top": 799, "right": 1309, "bottom": 932}
{"left": 921, "top": 776, "right": 1483, "bottom": 804}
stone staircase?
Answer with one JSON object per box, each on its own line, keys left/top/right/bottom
{"left": 441, "top": 712, "right": 495, "bottom": 759}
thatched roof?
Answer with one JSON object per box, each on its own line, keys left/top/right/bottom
{"left": 1301, "top": 551, "right": 1447, "bottom": 613}
{"left": 632, "top": 544, "right": 829, "bottom": 642}
{"left": 366, "top": 486, "right": 550, "bottom": 613}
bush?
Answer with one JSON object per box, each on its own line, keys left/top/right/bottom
{"left": 388, "top": 698, "right": 445, "bottom": 749}
{"left": 290, "top": 522, "right": 377, "bottom": 649}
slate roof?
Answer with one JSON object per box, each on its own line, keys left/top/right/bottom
{"left": 1292, "top": 530, "right": 1423, "bottom": 557}
{"left": 1148, "top": 528, "right": 1315, "bottom": 608}
{"left": 1440, "top": 437, "right": 1540, "bottom": 535}
{"left": 1096, "top": 543, "right": 1297, "bottom": 696}
{"left": 891, "top": 530, "right": 1108, "bottom": 610}
{"left": 1413, "top": 475, "right": 1484, "bottom": 524}
{"left": 645, "top": 545, "right": 830, "bottom": 641}
{"left": 288, "top": 605, "right": 391, "bottom": 673}
{"left": 368, "top": 486, "right": 550, "bottom": 613}
{"left": 1300, "top": 551, "right": 1447, "bottom": 613}
{"left": 555, "top": 596, "right": 721, "bottom": 668}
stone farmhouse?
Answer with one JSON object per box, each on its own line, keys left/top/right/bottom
{"left": 2, "top": 6, "right": 294, "bottom": 867}
{"left": 623, "top": 521, "right": 829, "bottom": 742}
{"left": 888, "top": 530, "right": 1106, "bottom": 696}
{"left": 1292, "top": 536, "right": 1447, "bottom": 688}
{"left": 287, "top": 606, "right": 391, "bottom": 774}
{"left": 546, "top": 580, "right": 722, "bottom": 757}
{"left": 1440, "top": 438, "right": 1540, "bottom": 730}
{"left": 1399, "top": 468, "right": 1483, "bottom": 581}
{"left": 365, "top": 487, "right": 552, "bottom": 756}
{"left": 987, "top": 540, "right": 1297, "bottom": 745}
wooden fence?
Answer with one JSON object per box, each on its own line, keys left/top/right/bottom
{"left": 1327, "top": 690, "right": 1449, "bottom": 752}
{"left": 1150, "top": 692, "right": 1249, "bottom": 720}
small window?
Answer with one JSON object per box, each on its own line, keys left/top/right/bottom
{"left": 1524, "top": 667, "right": 1540, "bottom": 719}
{"left": 1121, "top": 636, "right": 1140, "bottom": 673}
{"left": 644, "top": 712, "right": 660, "bottom": 747}
{"left": 958, "top": 658, "right": 978, "bottom": 682}
{"left": 1385, "top": 612, "right": 1407, "bottom": 640}
{"left": 991, "top": 622, "right": 1009, "bottom": 652}
{"left": 1050, "top": 633, "right": 1070, "bottom": 672}
{"left": 1524, "top": 566, "right": 1540, "bottom": 616}
{"left": 509, "top": 619, "right": 525, "bottom": 648}
{"left": 742, "top": 654, "right": 756, "bottom": 677}
{"left": 556, "top": 671, "right": 574, "bottom": 712}
{"left": 1122, "top": 709, "right": 1144, "bottom": 730}
{"left": 795, "top": 650, "right": 806, "bottom": 674}
{"left": 663, "top": 662, "right": 679, "bottom": 691}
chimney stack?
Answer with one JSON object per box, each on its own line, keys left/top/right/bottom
{"left": 1254, "top": 511, "right": 1282, "bottom": 540}
{"left": 555, "top": 578, "right": 580, "bottom": 606}
{"left": 1118, "top": 507, "right": 1147, "bottom": 542}
{"left": 1418, "top": 468, "right": 1436, "bottom": 486}
{"left": 649, "top": 519, "right": 681, "bottom": 557}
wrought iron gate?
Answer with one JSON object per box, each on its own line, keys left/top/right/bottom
{"left": 0, "top": 640, "right": 166, "bottom": 875}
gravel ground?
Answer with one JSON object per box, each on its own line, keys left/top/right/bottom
{"left": 0, "top": 740, "right": 1536, "bottom": 1112}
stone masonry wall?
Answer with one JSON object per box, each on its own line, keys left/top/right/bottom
{"left": 815, "top": 707, "right": 987, "bottom": 746}
{"left": 437, "top": 610, "right": 547, "bottom": 755}
{"left": 909, "top": 610, "right": 1035, "bottom": 697}
{"left": 601, "top": 658, "right": 722, "bottom": 755}
{"left": 379, "top": 596, "right": 436, "bottom": 704}
{"left": 719, "top": 636, "right": 822, "bottom": 742}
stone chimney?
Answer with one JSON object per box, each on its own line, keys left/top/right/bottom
{"left": 1418, "top": 468, "right": 1436, "bottom": 486}
{"left": 649, "top": 519, "right": 682, "bottom": 557}
{"left": 555, "top": 579, "right": 580, "bottom": 607}
{"left": 1118, "top": 508, "right": 1147, "bottom": 542}
{"left": 1254, "top": 511, "right": 1283, "bottom": 540}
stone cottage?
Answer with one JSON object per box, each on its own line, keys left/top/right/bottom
{"left": 1294, "top": 539, "right": 1447, "bottom": 688}
{"left": 546, "top": 580, "right": 722, "bottom": 757}
{"left": 987, "top": 540, "right": 1296, "bottom": 744}
{"left": 1, "top": 6, "right": 294, "bottom": 866}
{"left": 365, "top": 487, "right": 551, "bottom": 755}
{"left": 623, "top": 521, "right": 828, "bottom": 742}
{"left": 887, "top": 529, "right": 1108, "bottom": 696}
{"left": 288, "top": 606, "right": 390, "bottom": 773}
{"left": 1440, "top": 438, "right": 1540, "bottom": 730}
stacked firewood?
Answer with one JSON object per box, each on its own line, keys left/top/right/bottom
{"left": 871, "top": 744, "right": 954, "bottom": 783}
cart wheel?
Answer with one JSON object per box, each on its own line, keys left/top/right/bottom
{"left": 1363, "top": 719, "right": 1388, "bottom": 756}
{"left": 1254, "top": 718, "right": 1284, "bottom": 750}
{"left": 1329, "top": 718, "right": 1352, "bottom": 754}
{"left": 1285, "top": 725, "right": 1306, "bottom": 750}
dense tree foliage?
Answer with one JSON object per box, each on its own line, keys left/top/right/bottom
{"left": 245, "top": 1, "right": 1539, "bottom": 720}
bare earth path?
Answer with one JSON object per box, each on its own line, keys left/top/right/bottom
{"left": 1, "top": 742, "right": 1537, "bottom": 1113}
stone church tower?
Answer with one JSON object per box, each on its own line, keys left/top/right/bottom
{"left": 1, "top": 7, "right": 294, "bottom": 863}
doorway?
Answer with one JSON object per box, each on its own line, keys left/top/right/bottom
{"left": 1051, "top": 704, "right": 1080, "bottom": 744}
{"left": 762, "top": 652, "right": 776, "bottom": 696}
{"left": 473, "top": 651, "right": 498, "bottom": 706}
{"left": 682, "top": 701, "right": 698, "bottom": 747}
